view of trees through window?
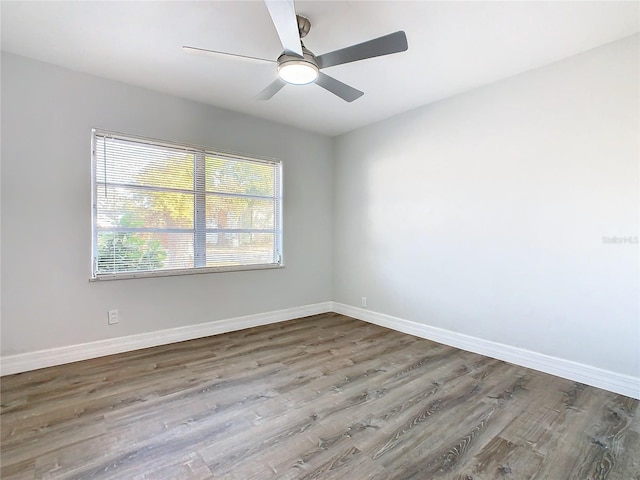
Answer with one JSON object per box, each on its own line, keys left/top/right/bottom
{"left": 92, "top": 132, "right": 281, "bottom": 277}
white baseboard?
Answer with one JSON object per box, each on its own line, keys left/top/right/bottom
{"left": 332, "top": 302, "right": 640, "bottom": 400}
{"left": 3, "top": 301, "right": 638, "bottom": 399}
{"left": 0, "top": 302, "right": 333, "bottom": 376}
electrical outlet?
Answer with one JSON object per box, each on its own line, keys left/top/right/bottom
{"left": 108, "top": 309, "right": 119, "bottom": 325}
{"left": 361, "top": 297, "right": 367, "bottom": 308}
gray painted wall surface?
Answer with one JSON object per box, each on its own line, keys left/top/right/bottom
{"left": 1, "top": 53, "right": 334, "bottom": 355}
{"left": 333, "top": 35, "right": 639, "bottom": 377}
{"left": 2, "top": 35, "right": 639, "bottom": 381}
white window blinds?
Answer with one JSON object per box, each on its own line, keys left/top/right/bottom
{"left": 91, "top": 130, "right": 282, "bottom": 279}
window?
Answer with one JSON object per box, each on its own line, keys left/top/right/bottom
{"left": 91, "top": 130, "right": 283, "bottom": 280}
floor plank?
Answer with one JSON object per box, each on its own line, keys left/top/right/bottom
{"left": 1, "top": 313, "right": 638, "bottom": 479}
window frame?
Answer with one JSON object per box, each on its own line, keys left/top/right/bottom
{"left": 90, "top": 129, "right": 284, "bottom": 281}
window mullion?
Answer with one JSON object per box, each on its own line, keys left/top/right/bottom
{"left": 194, "top": 152, "right": 206, "bottom": 268}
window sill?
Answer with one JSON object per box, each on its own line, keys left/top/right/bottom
{"left": 90, "top": 263, "right": 284, "bottom": 282}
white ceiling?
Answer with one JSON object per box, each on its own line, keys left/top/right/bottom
{"left": 1, "top": 1, "right": 638, "bottom": 136}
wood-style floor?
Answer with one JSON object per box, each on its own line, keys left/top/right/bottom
{"left": 1, "top": 313, "right": 638, "bottom": 480}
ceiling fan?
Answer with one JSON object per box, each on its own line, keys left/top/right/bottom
{"left": 183, "top": 0, "right": 408, "bottom": 102}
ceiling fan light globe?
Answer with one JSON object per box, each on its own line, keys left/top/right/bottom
{"left": 278, "top": 60, "right": 319, "bottom": 85}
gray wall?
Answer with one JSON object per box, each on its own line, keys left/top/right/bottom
{"left": 1, "top": 53, "right": 334, "bottom": 355}
{"left": 333, "top": 35, "right": 639, "bottom": 377}
{"left": 2, "top": 34, "right": 639, "bottom": 382}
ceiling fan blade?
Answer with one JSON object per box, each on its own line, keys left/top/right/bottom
{"left": 256, "top": 79, "right": 286, "bottom": 100}
{"left": 183, "top": 46, "right": 274, "bottom": 64}
{"left": 264, "top": 0, "right": 303, "bottom": 57}
{"left": 315, "top": 72, "right": 364, "bottom": 102}
{"left": 316, "top": 31, "right": 408, "bottom": 69}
